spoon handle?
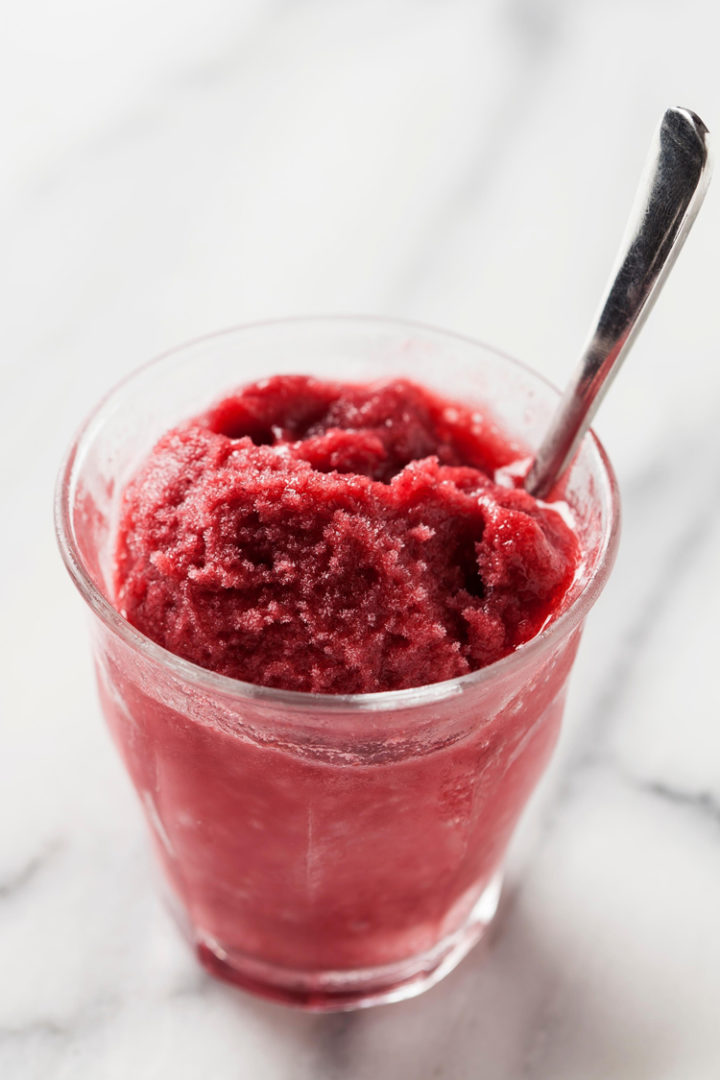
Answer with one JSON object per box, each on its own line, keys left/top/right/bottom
{"left": 525, "top": 107, "right": 711, "bottom": 499}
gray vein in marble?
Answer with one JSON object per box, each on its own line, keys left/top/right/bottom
{"left": 0, "top": 1021, "right": 67, "bottom": 1042}
{"left": 311, "top": 1014, "right": 356, "bottom": 1080}
{"left": 0, "top": 993, "right": 120, "bottom": 1047}
{"left": 172, "top": 0, "right": 288, "bottom": 91}
{"left": 387, "top": 0, "right": 566, "bottom": 309}
{"left": 563, "top": 449, "right": 720, "bottom": 770}
{"left": 0, "top": 840, "right": 63, "bottom": 901}
{"left": 629, "top": 776, "right": 720, "bottom": 833}
{"left": 538, "top": 751, "right": 720, "bottom": 847}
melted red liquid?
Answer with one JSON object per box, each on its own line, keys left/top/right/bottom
{"left": 115, "top": 376, "right": 578, "bottom": 693}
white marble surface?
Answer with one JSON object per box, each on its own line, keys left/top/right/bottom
{"left": 3, "top": 1, "right": 720, "bottom": 1076}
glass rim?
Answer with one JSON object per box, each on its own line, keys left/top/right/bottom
{"left": 54, "top": 314, "right": 621, "bottom": 713}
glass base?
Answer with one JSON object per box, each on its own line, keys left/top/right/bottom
{"left": 191, "top": 874, "right": 502, "bottom": 1012}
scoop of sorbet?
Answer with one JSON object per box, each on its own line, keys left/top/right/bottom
{"left": 114, "top": 376, "right": 579, "bottom": 694}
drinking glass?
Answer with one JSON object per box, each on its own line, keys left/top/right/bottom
{"left": 56, "top": 317, "right": 619, "bottom": 1010}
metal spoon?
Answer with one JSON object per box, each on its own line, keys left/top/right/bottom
{"left": 525, "top": 107, "right": 711, "bottom": 500}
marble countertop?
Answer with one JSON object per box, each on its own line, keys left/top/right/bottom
{"left": 3, "top": 1, "right": 720, "bottom": 1076}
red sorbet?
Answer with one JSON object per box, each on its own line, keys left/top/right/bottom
{"left": 115, "top": 376, "right": 578, "bottom": 693}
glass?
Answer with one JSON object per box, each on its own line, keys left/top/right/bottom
{"left": 55, "top": 317, "right": 619, "bottom": 1010}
